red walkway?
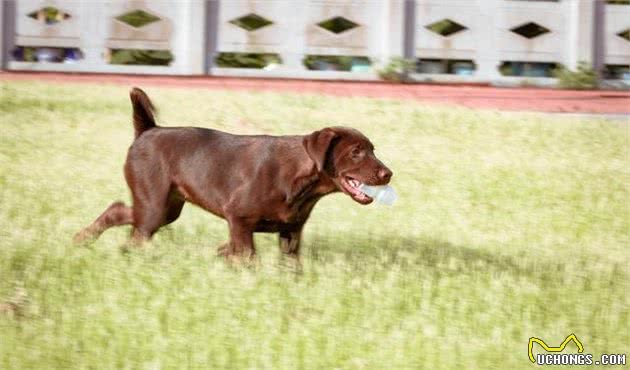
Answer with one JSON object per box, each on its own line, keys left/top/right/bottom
{"left": 1, "top": 71, "right": 628, "bottom": 114}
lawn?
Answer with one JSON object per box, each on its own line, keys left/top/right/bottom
{"left": 0, "top": 81, "right": 628, "bottom": 369}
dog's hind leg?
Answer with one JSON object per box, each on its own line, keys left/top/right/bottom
{"left": 128, "top": 189, "right": 185, "bottom": 246}
{"left": 73, "top": 201, "right": 133, "bottom": 244}
{"left": 129, "top": 198, "right": 165, "bottom": 245}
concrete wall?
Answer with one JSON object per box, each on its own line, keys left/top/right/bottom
{"left": 212, "top": 0, "right": 404, "bottom": 80}
{"left": 2, "top": 0, "right": 629, "bottom": 85}
{"left": 6, "top": 0, "right": 206, "bottom": 74}
{"left": 411, "top": 0, "right": 628, "bottom": 84}
{"left": 605, "top": 3, "right": 630, "bottom": 65}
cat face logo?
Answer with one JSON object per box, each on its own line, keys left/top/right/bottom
{"left": 528, "top": 334, "right": 584, "bottom": 363}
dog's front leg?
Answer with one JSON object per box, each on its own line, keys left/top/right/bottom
{"left": 279, "top": 229, "right": 302, "bottom": 257}
{"left": 225, "top": 217, "right": 256, "bottom": 262}
{"left": 279, "top": 228, "right": 303, "bottom": 271}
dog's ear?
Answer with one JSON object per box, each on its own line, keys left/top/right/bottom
{"left": 303, "top": 128, "right": 338, "bottom": 173}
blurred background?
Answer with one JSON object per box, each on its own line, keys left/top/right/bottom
{"left": 1, "top": 1, "right": 629, "bottom": 369}
{"left": 1, "top": 0, "right": 629, "bottom": 88}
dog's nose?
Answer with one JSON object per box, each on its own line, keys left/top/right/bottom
{"left": 378, "top": 167, "right": 392, "bottom": 182}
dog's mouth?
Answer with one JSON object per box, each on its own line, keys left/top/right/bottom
{"left": 339, "top": 176, "right": 373, "bottom": 205}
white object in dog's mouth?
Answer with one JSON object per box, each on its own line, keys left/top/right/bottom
{"left": 341, "top": 177, "right": 373, "bottom": 204}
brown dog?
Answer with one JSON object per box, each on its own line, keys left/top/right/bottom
{"left": 74, "top": 88, "right": 393, "bottom": 261}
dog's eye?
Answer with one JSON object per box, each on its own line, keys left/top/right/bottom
{"left": 351, "top": 148, "right": 362, "bottom": 157}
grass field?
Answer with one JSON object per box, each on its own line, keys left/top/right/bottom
{"left": 0, "top": 81, "right": 628, "bottom": 369}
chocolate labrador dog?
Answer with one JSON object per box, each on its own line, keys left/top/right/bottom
{"left": 74, "top": 88, "right": 392, "bottom": 261}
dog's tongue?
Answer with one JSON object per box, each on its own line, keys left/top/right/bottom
{"left": 354, "top": 191, "right": 370, "bottom": 201}
{"left": 347, "top": 183, "right": 364, "bottom": 197}
{"left": 348, "top": 184, "right": 370, "bottom": 201}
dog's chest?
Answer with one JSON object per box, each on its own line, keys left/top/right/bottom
{"left": 256, "top": 196, "right": 320, "bottom": 232}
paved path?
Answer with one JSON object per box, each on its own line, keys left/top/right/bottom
{"left": 2, "top": 71, "right": 629, "bottom": 114}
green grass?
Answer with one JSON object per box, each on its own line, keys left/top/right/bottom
{"left": 0, "top": 81, "right": 628, "bottom": 369}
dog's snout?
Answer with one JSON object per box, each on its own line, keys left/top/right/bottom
{"left": 377, "top": 167, "right": 393, "bottom": 182}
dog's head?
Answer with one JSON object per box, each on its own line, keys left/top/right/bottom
{"left": 303, "top": 127, "right": 393, "bottom": 204}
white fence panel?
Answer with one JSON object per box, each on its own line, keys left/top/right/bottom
{"left": 415, "top": 0, "right": 478, "bottom": 60}
{"left": 218, "top": 0, "right": 291, "bottom": 53}
{"left": 15, "top": 0, "right": 82, "bottom": 48}
{"left": 496, "top": 1, "right": 568, "bottom": 62}
{"left": 105, "top": 1, "right": 173, "bottom": 50}
{"left": 2, "top": 0, "right": 628, "bottom": 85}
{"left": 8, "top": 0, "right": 205, "bottom": 75}
{"left": 213, "top": 0, "right": 404, "bottom": 79}
{"left": 305, "top": 1, "right": 370, "bottom": 55}
{"left": 605, "top": 4, "right": 630, "bottom": 65}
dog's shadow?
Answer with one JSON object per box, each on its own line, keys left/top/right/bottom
{"left": 85, "top": 225, "right": 566, "bottom": 282}
{"left": 303, "top": 233, "right": 549, "bottom": 280}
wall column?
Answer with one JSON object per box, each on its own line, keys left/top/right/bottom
{"left": 1, "top": 1, "right": 17, "bottom": 70}
{"left": 402, "top": 0, "right": 415, "bottom": 61}
{"left": 475, "top": 0, "right": 502, "bottom": 81}
{"left": 592, "top": 0, "right": 606, "bottom": 78}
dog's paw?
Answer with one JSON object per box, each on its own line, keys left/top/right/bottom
{"left": 72, "top": 230, "right": 94, "bottom": 246}
{"left": 278, "top": 253, "right": 303, "bottom": 274}
{"left": 216, "top": 242, "right": 230, "bottom": 256}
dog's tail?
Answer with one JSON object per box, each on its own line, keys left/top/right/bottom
{"left": 130, "top": 87, "right": 157, "bottom": 138}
